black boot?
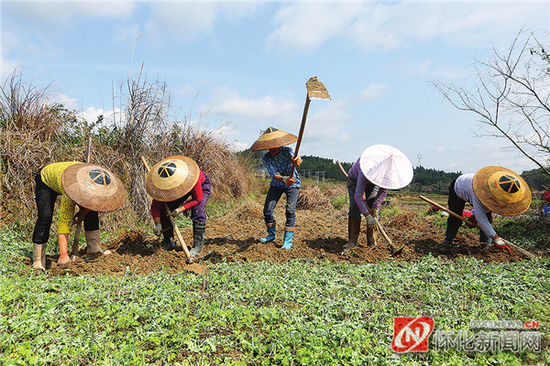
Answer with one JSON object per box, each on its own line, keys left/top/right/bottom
{"left": 190, "top": 222, "right": 206, "bottom": 256}
{"left": 162, "top": 237, "right": 175, "bottom": 251}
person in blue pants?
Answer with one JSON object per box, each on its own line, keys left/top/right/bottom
{"left": 250, "top": 127, "right": 301, "bottom": 249}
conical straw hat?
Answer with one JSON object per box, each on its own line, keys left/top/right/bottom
{"left": 146, "top": 155, "right": 200, "bottom": 202}
{"left": 249, "top": 127, "right": 298, "bottom": 151}
{"left": 359, "top": 144, "right": 413, "bottom": 189}
{"left": 472, "top": 166, "right": 531, "bottom": 216}
{"left": 62, "top": 163, "right": 126, "bottom": 213}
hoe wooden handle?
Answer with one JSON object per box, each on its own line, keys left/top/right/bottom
{"left": 141, "top": 156, "right": 193, "bottom": 264}
{"left": 71, "top": 137, "right": 94, "bottom": 256}
{"left": 419, "top": 195, "right": 536, "bottom": 260}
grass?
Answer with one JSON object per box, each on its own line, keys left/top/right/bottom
{"left": 1, "top": 227, "right": 548, "bottom": 365}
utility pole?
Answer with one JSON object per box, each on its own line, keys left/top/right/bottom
{"left": 315, "top": 171, "right": 326, "bottom": 184}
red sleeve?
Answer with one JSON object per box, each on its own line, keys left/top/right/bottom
{"left": 183, "top": 171, "right": 205, "bottom": 211}
{"left": 151, "top": 199, "right": 162, "bottom": 220}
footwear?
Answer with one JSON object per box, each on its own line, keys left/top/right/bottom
{"left": 479, "top": 243, "right": 489, "bottom": 250}
{"left": 86, "top": 230, "right": 112, "bottom": 255}
{"left": 344, "top": 217, "right": 361, "bottom": 249}
{"left": 343, "top": 242, "right": 358, "bottom": 249}
{"left": 32, "top": 243, "right": 46, "bottom": 270}
{"left": 367, "top": 226, "right": 377, "bottom": 246}
{"left": 190, "top": 222, "right": 205, "bottom": 256}
{"left": 162, "top": 237, "right": 176, "bottom": 251}
{"left": 260, "top": 224, "right": 276, "bottom": 243}
{"left": 282, "top": 230, "right": 293, "bottom": 249}
{"left": 436, "top": 239, "right": 458, "bottom": 247}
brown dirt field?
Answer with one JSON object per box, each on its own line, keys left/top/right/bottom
{"left": 22, "top": 198, "right": 540, "bottom": 277}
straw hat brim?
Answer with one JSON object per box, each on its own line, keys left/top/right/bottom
{"left": 146, "top": 155, "right": 200, "bottom": 202}
{"left": 359, "top": 144, "right": 414, "bottom": 190}
{"left": 62, "top": 163, "right": 126, "bottom": 213}
{"left": 472, "top": 166, "right": 531, "bottom": 216}
{"left": 249, "top": 128, "right": 298, "bottom": 151}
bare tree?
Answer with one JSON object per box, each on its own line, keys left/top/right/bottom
{"left": 432, "top": 29, "right": 550, "bottom": 176}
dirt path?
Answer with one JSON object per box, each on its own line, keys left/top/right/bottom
{"left": 25, "top": 199, "right": 536, "bottom": 277}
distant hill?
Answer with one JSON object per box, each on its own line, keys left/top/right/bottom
{"left": 521, "top": 168, "right": 550, "bottom": 192}
{"left": 237, "top": 150, "right": 550, "bottom": 193}
{"left": 238, "top": 151, "right": 466, "bottom": 192}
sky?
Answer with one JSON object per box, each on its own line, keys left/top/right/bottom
{"left": 2, "top": 0, "right": 550, "bottom": 175}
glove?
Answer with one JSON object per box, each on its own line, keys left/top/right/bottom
{"left": 465, "top": 215, "right": 477, "bottom": 229}
{"left": 369, "top": 207, "right": 378, "bottom": 218}
{"left": 154, "top": 223, "right": 163, "bottom": 236}
{"left": 282, "top": 176, "right": 295, "bottom": 186}
{"left": 493, "top": 236, "right": 511, "bottom": 253}
{"left": 365, "top": 214, "right": 377, "bottom": 227}
{"left": 291, "top": 156, "right": 301, "bottom": 167}
{"left": 167, "top": 208, "right": 181, "bottom": 218}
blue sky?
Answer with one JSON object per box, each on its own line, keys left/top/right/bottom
{"left": 2, "top": 1, "right": 549, "bottom": 175}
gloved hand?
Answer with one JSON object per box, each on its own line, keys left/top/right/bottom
{"left": 291, "top": 157, "right": 301, "bottom": 167}
{"left": 154, "top": 223, "right": 163, "bottom": 236}
{"left": 369, "top": 207, "right": 378, "bottom": 218}
{"left": 365, "top": 213, "right": 377, "bottom": 227}
{"left": 282, "top": 176, "right": 295, "bottom": 186}
{"left": 493, "top": 236, "right": 511, "bottom": 253}
{"left": 465, "top": 215, "right": 477, "bottom": 229}
{"left": 167, "top": 208, "right": 181, "bottom": 218}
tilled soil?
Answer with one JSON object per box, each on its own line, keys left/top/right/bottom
{"left": 24, "top": 199, "right": 538, "bottom": 277}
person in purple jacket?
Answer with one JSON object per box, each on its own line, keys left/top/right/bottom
{"left": 344, "top": 145, "right": 413, "bottom": 249}
{"left": 250, "top": 127, "right": 301, "bottom": 249}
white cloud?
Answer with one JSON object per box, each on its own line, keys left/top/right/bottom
{"left": 269, "top": 2, "right": 548, "bottom": 54}
{"left": 113, "top": 24, "right": 141, "bottom": 45}
{"left": 4, "top": 1, "right": 135, "bottom": 28}
{"left": 268, "top": 2, "right": 360, "bottom": 53}
{"left": 356, "top": 84, "right": 390, "bottom": 102}
{"left": 55, "top": 93, "right": 78, "bottom": 110}
{"left": 206, "top": 87, "right": 298, "bottom": 122}
{"left": 145, "top": 2, "right": 258, "bottom": 41}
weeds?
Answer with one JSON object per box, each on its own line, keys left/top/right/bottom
{"left": 0, "top": 227, "right": 548, "bottom": 365}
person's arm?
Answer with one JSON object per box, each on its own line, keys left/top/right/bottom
{"left": 151, "top": 200, "right": 162, "bottom": 225}
{"left": 354, "top": 175, "right": 372, "bottom": 216}
{"left": 182, "top": 180, "right": 204, "bottom": 211}
{"left": 369, "top": 187, "right": 388, "bottom": 211}
{"left": 471, "top": 197, "right": 496, "bottom": 238}
{"left": 57, "top": 233, "right": 71, "bottom": 264}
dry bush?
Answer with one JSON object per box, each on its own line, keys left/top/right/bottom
{"left": 297, "top": 185, "right": 331, "bottom": 210}
{"left": 0, "top": 66, "right": 257, "bottom": 234}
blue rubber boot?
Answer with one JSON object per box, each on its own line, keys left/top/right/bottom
{"left": 260, "top": 226, "right": 276, "bottom": 243}
{"left": 282, "top": 231, "right": 293, "bottom": 250}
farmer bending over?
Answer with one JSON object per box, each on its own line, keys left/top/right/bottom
{"left": 147, "top": 155, "right": 210, "bottom": 256}
{"left": 32, "top": 162, "right": 125, "bottom": 269}
{"left": 344, "top": 144, "right": 413, "bottom": 249}
{"left": 438, "top": 166, "right": 531, "bottom": 251}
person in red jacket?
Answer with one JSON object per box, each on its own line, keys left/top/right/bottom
{"left": 146, "top": 156, "right": 210, "bottom": 255}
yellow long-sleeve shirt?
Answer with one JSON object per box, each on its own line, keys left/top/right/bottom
{"left": 40, "top": 162, "right": 80, "bottom": 234}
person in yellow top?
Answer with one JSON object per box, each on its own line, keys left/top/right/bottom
{"left": 32, "top": 162, "right": 126, "bottom": 269}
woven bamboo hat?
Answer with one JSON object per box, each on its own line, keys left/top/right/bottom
{"left": 472, "top": 166, "right": 531, "bottom": 216}
{"left": 249, "top": 127, "right": 298, "bottom": 151}
{"left": 145, "top": 155, "right": 200, "bottom": 202}
{"left": 359, "top": 144, "right": 414, "bottom": 190}
{"left": 61, "top": 163, "right": 126, "bottom": 212}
